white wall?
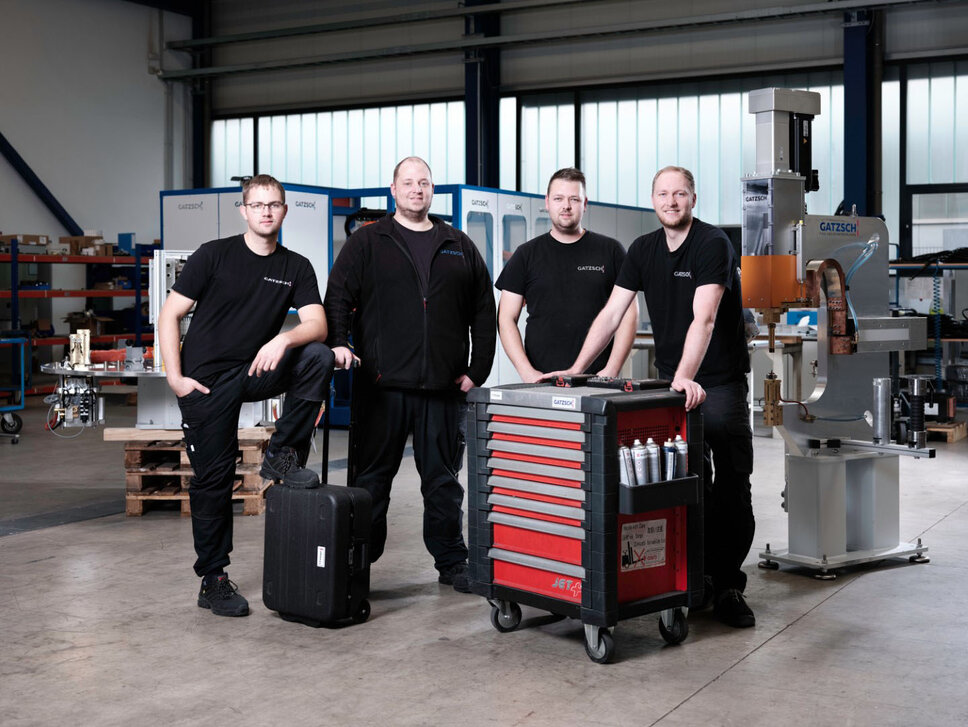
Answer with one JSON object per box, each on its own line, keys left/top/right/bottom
{"left": 0, "top": 0, "right": 193, "bottom": 245}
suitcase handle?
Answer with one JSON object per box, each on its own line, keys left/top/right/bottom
{"left": 351, "top": 539, "right": 369, "bottom": 570}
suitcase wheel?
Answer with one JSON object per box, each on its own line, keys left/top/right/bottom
{"left": 351, "top": 599, "right": 371, "bottom": 624}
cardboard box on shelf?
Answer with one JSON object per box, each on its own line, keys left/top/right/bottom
{"left": 59, "top": 235, "right": 104, "bottom": 255}
{"left": 1, "top": 234, "right": 50, "bottom": 252}
{"left": 64, "top": 312, "right": 114, "bottom": 336}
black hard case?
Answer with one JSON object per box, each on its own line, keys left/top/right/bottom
{"left": 262, "top": 483, "right": 372, "bottom": 626}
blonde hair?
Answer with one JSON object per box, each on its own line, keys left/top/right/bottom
{"left": 652, "top": 166, "right": 695, "bottom": 194}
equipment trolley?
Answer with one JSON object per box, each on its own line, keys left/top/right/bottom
{"left": 0, "top": 337, "right": 27, "bottom": 443}
{"left": 467, "top": 381, "right": 703, "bottom": 663}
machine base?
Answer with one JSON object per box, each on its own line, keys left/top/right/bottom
{"left": 758, "top": 541, "right": 929, "bottom": 579}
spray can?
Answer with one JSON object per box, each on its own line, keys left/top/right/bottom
{"left": 645, "top": 438, "right": 661, "bottom": 483}
{"left": 673, "top": 434, "right": 689, "bottom": 478}
{"left": 662, "top": 439, "right": 677, "bottom": 481}
{"left": 631, "top": 439, "right": 648, "bottom": 485}
{"left": 618, "top": 445, "right": 635, "bottom": 486}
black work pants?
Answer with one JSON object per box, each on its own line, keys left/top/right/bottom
{"left": 700, "top": 378, "right": 756, "bottom": 594}
{"left": 350, "top": 387, "right": 467, "bottom": 571}
{"left": 178, "top": 342, "right": 334, "bottom": 577}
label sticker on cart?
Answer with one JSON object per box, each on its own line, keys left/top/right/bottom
{"left": 551, "top": 396, "right": 577, "bottom": 410}
{"left": 620, "top": 519, "right": 666, "bottom": 571}
{"left": 316, "top": 546, "right": 326, "bottom": 568}
{"left": 490, "top": 390, "right": 503, "bottom": 401}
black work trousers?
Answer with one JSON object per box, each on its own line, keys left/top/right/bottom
{"left": 350, "top": 387, "right": 467, "bottom": 571}
{"left": 700, "top": 378, "right": 756, "bottom": 594}
{"left": 178, "top": 342, "right": 334, "bottom": 577}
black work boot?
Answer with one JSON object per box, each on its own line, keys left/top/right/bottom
{"left": 437, "top": 562, "right": 471, "bottom": 593}
{"left": 260, "top": 445, "right": 319, "bottom": 488}
{"left": 197, "top": 574, "right": 249, "bottom": 617}
{"left": 714, "top": 588, "right": 755, "bottom": 628}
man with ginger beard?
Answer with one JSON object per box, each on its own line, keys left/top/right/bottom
{"left": 555, "top": 165, "right": 755, "bottom": 628}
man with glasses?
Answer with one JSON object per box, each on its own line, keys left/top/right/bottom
{"left": 555, "top": 166, "right": 755, "bottom": 628}
{"left": 158, "top": 174, "right": 334, "bottom": 617}
{"left": 324, "top": 156, "right": 496, "bottom": 594}
{"left": 495, "top": 167, "right": 637, "bottom": 382}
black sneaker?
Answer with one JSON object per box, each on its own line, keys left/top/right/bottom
{"left": 437, "top": 562, "right": 471, "bottom": 593}
{"left": 260, "top": 446, "right": 319, "bottom": 487}
{"left": 198, "top": 574, "right": 249, "bottom": 617}
{"left": 714, "top": 588, "right": 755, "bottom": 628}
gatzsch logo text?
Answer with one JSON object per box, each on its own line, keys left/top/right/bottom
{"left": 264, "top": 277, "right": 293, "bottom": 287}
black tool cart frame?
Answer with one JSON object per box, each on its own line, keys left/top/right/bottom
{"left": 467, "top": 381, "right": 704, "bottom": 663}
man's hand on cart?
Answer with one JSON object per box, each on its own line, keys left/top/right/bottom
{"left": 670, "top": 375, "right": 705, "bottom": 411}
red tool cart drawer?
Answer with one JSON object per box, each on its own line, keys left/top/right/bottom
{"left": 489, "top": 511, "right": 585, "bottom": 565}
{"left": 490, "top": 548, "right": 585, "bottom": 604}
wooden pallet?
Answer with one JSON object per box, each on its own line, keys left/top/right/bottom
{"left": 122, "top": 438, "right": 271, "bottom": 515}
{"left": 926, "top": 419, "right": 967, "bottom": 443}
{"left": 105, "top": 426, "right": 273, "bottom": 442}
{"left": 125, "top": 480, "right": 273, "bottom": 517}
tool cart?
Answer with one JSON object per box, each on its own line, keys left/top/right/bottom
{"left": 467, "top": 380, "right": 703, "bottom": 663}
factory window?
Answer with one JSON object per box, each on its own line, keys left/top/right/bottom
{"left": 210, "top": 101, "right": 465, "bottom": 191}
{"left": 515, "top": 95, "right": 576, "bottom": 196}
{"left": 256, "top": 101, "right": 465, "bottom": 189}
{"left": 577, "top": 73, "right": 844, "bottom": 226}
{"left": 906, "top": 61, "right": 968, "bottom": 186}
{"left": 210, "top": 117, "right": 255, "bottom": 187}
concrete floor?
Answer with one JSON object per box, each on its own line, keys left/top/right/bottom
{"left": 2, "top": 395, "right": 967, "bottom": 727}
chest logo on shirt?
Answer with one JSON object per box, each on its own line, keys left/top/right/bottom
{"left": 577, "top": 265, "right": 605, "bottom": 273}
{"left": 264, "top": 276, "right": 293, "bottom": 287}
{"left": 673, "top": 271, "right": 692, "bottom": 279}
{"left": 440, "top": 249, "right": 463, "bottom": 257}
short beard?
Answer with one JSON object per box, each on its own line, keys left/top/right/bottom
{"left": 662, "top": 209, "right": 693, "bottom": 231}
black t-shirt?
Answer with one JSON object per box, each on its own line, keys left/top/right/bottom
{"left": 495, "top": 230, "right": 626, "bottom": 373}
{"left": 394, "top": 219, "right": 436, "bottom": 292}
{"left": 615, "top": 219, "right": 749, "bottom": 387}
{"left": 172, "top": 235, "right": 322, "bottom": 381}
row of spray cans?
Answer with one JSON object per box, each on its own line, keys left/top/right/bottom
{"left": 618, "top": 436, "right": 688, "bottom": 486}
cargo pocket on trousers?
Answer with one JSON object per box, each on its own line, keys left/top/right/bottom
{"left": 726, "top": 421, "right": 754, "bottom": 474}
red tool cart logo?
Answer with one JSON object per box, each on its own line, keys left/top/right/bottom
{"left": 620, "top": 519, "right": 667, "bottom": 571}
{"left": 551, "top": 576, "right": 582, "bottom": 599}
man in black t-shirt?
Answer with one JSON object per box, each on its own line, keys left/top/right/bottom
{"left": 324, "top": 157, "right": 496, "bottom": 595}
{"left": 158, "top": 174, "right": 334, "bottom": 617}
{"left": 495, "top": 167, "right": 637, "bottom": 381}
{"left": 558, "top": 166, "right": 756, "bottom": 629}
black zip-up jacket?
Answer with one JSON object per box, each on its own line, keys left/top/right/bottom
{"left": 324, "top": 214, "right": 496, "bottom": 391}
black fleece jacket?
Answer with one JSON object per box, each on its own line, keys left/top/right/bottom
{"left": 324, "top": 214, "right": 496, "bottom": 391}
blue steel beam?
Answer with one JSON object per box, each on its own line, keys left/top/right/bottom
{"left": 0, "top": 130, "right": 83, "bottom": 236}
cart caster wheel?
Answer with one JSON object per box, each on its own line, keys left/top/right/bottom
{"left": 909, "top": 554, "right": 930, "bottom": 564}
{"left": 1, "top": 413, "right": 22, "bottom": 434}
{"left": 758, "top": 559, "right": 779, "bottom": 570}
{"left": 814, "top": 571, "right": 837, "bottom": 580}
{"left": 490, "top": 601, "right": 522, "bottom": 633}
{"left": 658, "top": 608, "right": 689, "bottom": 645}
{"left": 584, "top": 627, "right": 615, "bottom": 664}
{"left": 352, "top": 599, "right": 371, "bottom": 624}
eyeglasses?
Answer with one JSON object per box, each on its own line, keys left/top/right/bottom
{"left": 244, "top": 202, "right": 285, "bottom": 212}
